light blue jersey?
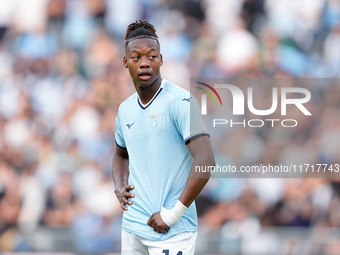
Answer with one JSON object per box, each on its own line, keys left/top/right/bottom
{"left": 115, "top": 79, "right": 209, "bottom": 241}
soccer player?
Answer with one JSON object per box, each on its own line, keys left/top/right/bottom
{"left": 112, "top": 20, "right": 215, "bottom": 255}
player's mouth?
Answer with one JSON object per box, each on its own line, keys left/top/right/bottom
{"left": 139, "top": 72, "right": 152, "bottom": 81}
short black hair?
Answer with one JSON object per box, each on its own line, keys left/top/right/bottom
{"left": 124, "top": 20, "right": 159, "bottom": 47}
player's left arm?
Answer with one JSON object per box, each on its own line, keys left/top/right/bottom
{"left": 147, "top": 135, "right": 214, "bottom": 233}
{"left": 179, "top": 135, "right": 214, "bottom": 206}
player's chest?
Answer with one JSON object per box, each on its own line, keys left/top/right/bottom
{"left": 121, "top": 106, "right": 173, "bottom": 137}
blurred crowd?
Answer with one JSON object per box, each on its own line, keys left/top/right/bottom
{"left": 0, "top": 0, "right": 340, "bottom": 254}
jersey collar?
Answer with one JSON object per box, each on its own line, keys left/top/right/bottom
{"left": 137, "top": 79, "right": 165, "bottom": 110}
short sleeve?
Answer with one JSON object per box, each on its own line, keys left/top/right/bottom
{"left": 171, "top": 93, "right": 209, "bottom": 144}
{"left": 115, "top": 110, "right": 126, "bottom": 148}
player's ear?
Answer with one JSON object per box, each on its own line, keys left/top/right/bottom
{"left": 123, "top": 56, "right": 128, "bottom": 68}
{"left": 160, "top": 54, "right": 163, "bottom": 66}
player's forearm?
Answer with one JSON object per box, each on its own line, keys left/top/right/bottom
{"left": 111, "top": 153, "right": 129, "bottom": 190}
{"left": 179, "top": 155, "right": 214, "bottom": 207}
{"left": 160, "top": 155, "right": 214, "bottom": 227}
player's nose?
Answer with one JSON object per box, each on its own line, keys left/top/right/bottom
{"left": 139, "top": 56, "right": 150, "bottom": 69}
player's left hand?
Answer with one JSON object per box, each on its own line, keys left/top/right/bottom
{"left": 147, "top": 211, "right": 169, "bottom": 234}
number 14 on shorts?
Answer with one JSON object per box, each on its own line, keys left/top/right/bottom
{"left": 162, "top": 250, "right": 182, "bottom": 255}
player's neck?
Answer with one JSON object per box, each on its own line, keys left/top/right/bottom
{"left": 134, "top": 76, "right": 162, "bottom": 105}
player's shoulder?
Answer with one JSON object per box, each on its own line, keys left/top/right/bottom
{"left": 117, "top": 92, "right": 137, "bottom": 112}
{"left": 162, "top": 79, "right": 191, "bottom": 102}
{"left": 118, "top": 92, "right": 137, "bottom": 114}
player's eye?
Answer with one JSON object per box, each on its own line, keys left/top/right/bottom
{"left": 149, "top": 55, "right": 157, "bottom": 59}
{"left": 131, "top": 56, "right": 139, "bottom": 60}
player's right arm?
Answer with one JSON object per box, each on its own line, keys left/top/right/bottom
{"left": 112, "top": 145, "right": 135, "bottom": 211}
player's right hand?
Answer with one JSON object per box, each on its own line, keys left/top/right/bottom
{"left": 114, "top": 185, "right": 135, "bottom": 211}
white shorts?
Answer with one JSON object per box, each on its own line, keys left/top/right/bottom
{"left": 121, "top": 230, "right": 197, "bottom": 255}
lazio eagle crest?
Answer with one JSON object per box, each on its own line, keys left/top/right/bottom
{"left": 149, "top": 113, "right": 163, "bottom": 128}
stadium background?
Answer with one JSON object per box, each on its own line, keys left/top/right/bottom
{"left": 0, "top": 0, "right": 340, "bottom": 254}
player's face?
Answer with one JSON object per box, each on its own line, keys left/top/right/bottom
{"left": 124, "top": 38, "right": 163, "bottom": 87}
